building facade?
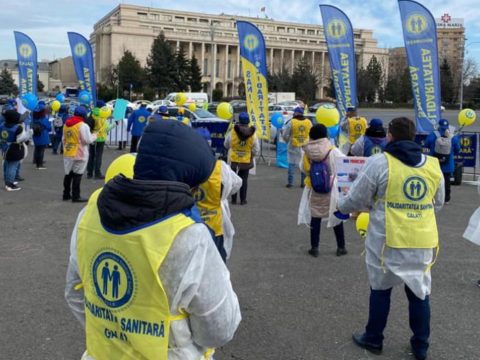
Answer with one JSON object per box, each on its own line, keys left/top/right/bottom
{"left": 91, "top": 4, "right": 389, "bottom": 99}
{"left": 49, "top": 56, "right": 78, "bottom": 90}
{"left": 1, "top": 59, "right": 50, "bottom": 93}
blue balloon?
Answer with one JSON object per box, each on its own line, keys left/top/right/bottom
{"left": 55, "top": 93, "right": 65, "bottom": 103}
{"left": 328, "top": 124, "right": 340, "bottom": 138}
{"left": 78, "top": 90, "right": 92, "bottom": 105}
{"left": 21, "top": 92, "right": 38, "bottom": 111}
{"left": 270, "top": 112, "right": 284, "bottom": 129}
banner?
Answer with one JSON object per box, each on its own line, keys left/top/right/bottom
{"left": 319, "top": 5, "right": 357, "bottom": 122}
{"left": 13, "top": 31, "right": 37, "bottom": 96}
{"left": 68, "top": 32, "right": 97, "bottom": 105}
{"left": 455, "top": 133, "right": 477, "bottom": 167}
{"left": 236, "top": 21, "right": 270, "bottom": 140}
{"left": 398, "top": 0, "right": 441, "bottom": 133}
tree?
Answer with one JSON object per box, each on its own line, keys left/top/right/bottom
{"left": 172, "top": 49, "right": 191, "bottom": 91}
{"left": 189, "top": 55, "right": 203, "bottom": 92}
{"left": 118, "top": 50, "right": 144, "bottom": 94}
{"left": 146, "top": 32, "right": 176, "bottom": 97}
{"left": 440, "top": 58, "right": 454, "bottom": 104}
{"left": 0, "top": 68, "right": 18, "bottom": 95}
{"left": 102, "top": 64, "right": 119, "bottom": 90}
{"left": 290, "top": 58, "right": 319, "bottom": 103}
{"left": 357, "top": 56, "right": 383, "bottom": 103}
{"left": 269, "top": 66, "right": 292, "bottom": 92}
{"left": 212, "top": 88, "right": 223, "bottom": 102}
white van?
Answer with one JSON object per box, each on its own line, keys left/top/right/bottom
{"left": 165, "top": 92, "right": 209, "bottom": 105}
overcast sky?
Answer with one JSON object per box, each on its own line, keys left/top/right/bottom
{"left": 1, "top": 0, "right": 479, "bottom": 63}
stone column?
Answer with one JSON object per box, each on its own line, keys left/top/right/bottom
{"left": 291, "top": 50, "right": 295, "bottom": 73}
{"left": 189, "top": 42, "right": 193, "bottom": 59}
{"left": 269, "top": 48, "right": 274, "bottom": 73}
{"left": 201, "top": 43, "right": 205, "bottom": 74}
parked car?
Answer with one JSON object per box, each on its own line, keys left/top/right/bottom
{"left": 276, "top": 100, "right": 304, "bottom": 108}
{"left": 106, "top": 99, "right": 135, "bottom": 110}
{"left": 208, "top": 101, "right": 220, "bottom": 113}
{"left": 132, "top": 99, "right": 151, "bottom": 109}
{"left": 269, "top": 104, "right": 295, "bottom": 118}
{"left": 229, "top": 99, "right": 247, "bottom": 113}
{"left": 309, "top": 102, "right": 336, "bottom": 113}
{"left": 165, "top": 92, "right": 209, "bottom": 105}
{"left": 148, "top": 99, "right": 175, "bottom": 112}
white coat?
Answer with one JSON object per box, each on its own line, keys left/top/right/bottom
{"left": 65, "top": 208, "right": 241, "bottom": 360}
{"left": 63, "top": 122, "right": 96, "bottom": 175}
{"left": 338, "top": 153, "right": 445, "bottom": 300}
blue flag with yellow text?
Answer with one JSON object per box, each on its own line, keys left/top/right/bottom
{"left": 68, "top": 32, "right": 97, "bottom": 105}
{"left": 14, "top": 31, "right": 37, "bottom": 96}
{"left": 237, "top": 21, "right": 270, "bottom": 140}
{"left": 399, "top": 0, "right": 440, "bottom": 133}
{"left": 319, "top": 5, "right": 357, "bottom": 123}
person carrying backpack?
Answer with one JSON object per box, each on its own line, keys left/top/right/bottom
{"left": 351, "top": 118, "right": 387, "bottom": 157}
{"left": 298, "top": 124, "right": 347, "bottom": 257}
{"left": 425, "top": 119, "right": 460, "bottom": 204}
{"left": 31, "top": 102, "right": 52, "bottom": 170}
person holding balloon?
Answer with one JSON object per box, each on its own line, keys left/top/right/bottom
{"left": 51, "top": 104, "right": 68, "bottom": 155}
{"left": 127, "top": 103, "right": 151, "bottom": 153}
{"left": 338, "top": 117, "right": 444, "bottom": 360}
{"left": 424, "top": 119, "right": 461, "bottom": 204}
{"left": 62, "top": 106, "right": 97, "bottom": 202}
{"left": 282, "top": 107, "right": 313, "bottom": 188}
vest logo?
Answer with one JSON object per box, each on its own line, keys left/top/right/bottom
{"left": 92, "top": 251, "right": 134, "bottom": 309}
{"left": 403, "top": 176, "right": 427, "bottom": 201}
{"left": 193, "top": 187, "right": 206, "bottom": 202}
{"left": 327, "top": 19, "right": 347, "bottom": 39}
{"left": 65, "top": 129, "right": 73, "bottom": 138}
{"left": 1, "top": 130, "right": 8, "bottom": 139}
{"left": 138, "top": 116, "right": 146, "bottom": 123}
{"left": 243, "top": 34, "right": 259, "bottom": 51}
{"left": 74, "top": 43, "right": 87, "bottom": 57}
{"left": 19, "top": 44, "right": 33, "bottom": 58}
{"left": 298, "top": 125, "right": 305, "bottom": 133}
{"left": 461, "top": 137, "right": 471, "bottom": 147}
{"left": 371, "top": 145, "right": 382, "bottom": 155}
{"left": 354, "top": 124, "right": 363, "bottom": 132}
{"left": 406, "top": 14, "right": 429, "bottom": 35}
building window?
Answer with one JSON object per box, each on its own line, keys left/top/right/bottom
{"left": 278, "top": 26, "right": 285, "bottom": 32}
{"left": 216, "top": 59, "right": 220, "bottom": 77}
{"left": 298, "top": 29, "right": 305, "bottom": 34}
{"left": 162, "top": 15, "right": 172, "bottom": 21}
{"left": 188, "top": 17, "right": 197, "bottom": 22}
{"left": 200, "top": 18, "right": 209, "bottom": 23}
{"left": 175, "top": 16, "right": 185, "bottom": 22}
{"left": 150, "top": 13, "right": 159, "bottom": 20}
{"left": 307, "top": 29, "right": 315, "bottom": 35}
{"left": 354, "top": 34, "right": 361, "bottom": 39}
{"left": 204, "top": 59, "right": 209, "bottom": 75}
{"left": 288, "top": 27, "right": 295, "bottom": 34}
{"left": 137, "top": 12, "right": 147, "bottom": 19}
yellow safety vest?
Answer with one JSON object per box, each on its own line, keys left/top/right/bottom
{"left": 348, "top": 117, "right": 367, "bottom": 144}
{"left": 291, "top": 119, "right": 312, "bottom": 148}
{"left": 385, "top": 153, "right": 442, "bottom": 249}
{"left": 76, "top": 190, "right": 194, "bottom": 360}
{"left": 230, "top": 131, "right": 254, "bottom": 164}
{"left": 63, "top": 122, "right": 82, "bottom": 158}
{"left": 93, "top": 115, "right": 108, "bottom": 140}
{"left": 194, "top": 160, "right": 223, "bottom": 236}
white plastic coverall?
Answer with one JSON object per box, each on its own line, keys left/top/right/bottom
{"left": 282, "top": 120, "right": 303, "bottom": 166}
{"left": 65, "top": 209, "right": 242, "bottom": 360}
{"left": 63, "top": 122, "right": 96, "bottom": 175}
{"left": 219, "top": 160, "right": 242, "bottom": 258}
{"left": 338, "top": 153, "right": 444, "bottom": 300}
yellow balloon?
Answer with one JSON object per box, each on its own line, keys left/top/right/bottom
{"left": 458, "top": 108, "right": 477, "bottom": 127}
{"left": 356, "top": 212, "right": 370, "bottom": 239}
{"left": 188, "top": 103, "right": 197, "bottom": 112}
{"left": 315, "top": 103, "right": 340, "bottom": 127}
{"left": 51, "top": 100, "right": 61, "bottom": 112}
{"left": 105, "top": 154, "right": 137, "bottom": 183}
{"left": 175, "top": 93, "right": 187, "bottom": 106}
{"left": 99, "top": 106, "right": 112, "bottom": 118}
{"left": 217, "top": 102, "right": 233, "bottom": 120}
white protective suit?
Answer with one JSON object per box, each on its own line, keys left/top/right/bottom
{"left": 219, "top": 161, "right": 243, "bottom": 258}
{"left": 63, "top": 122, "right": 97, "bottom": 175}
{"left": 65, "top": 209, "right": 241, "bottom": 360}
{"left": 297, "top": 146, "right": 345, "bottom": 228}
{"left": 463, "top": 183, "right": 480, "bottom": 245}
{"left": 338, "top": 153, "right": 444, "bottom": 300}
{"left": 281, "top": 120, "right": 303, "bottom": 166}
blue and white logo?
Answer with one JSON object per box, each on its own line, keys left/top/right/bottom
{"left": 74, "top": 43, "right": 87, "bottom": 57}
{"left": 403, "top": 176, "right": 427, "bottom": 201}
{"left": 243, "top": 34, "right": 259, "bottom": 51}
{"left": 92, "top": 251, "right": 134, "bottom": 308}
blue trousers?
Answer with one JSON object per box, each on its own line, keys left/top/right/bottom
{"left": 288, "top": 163, "right": 305, "bottom": 186}
{"left": 364, "top": 285, "right": 430, "bottom": 355}
{"left": 3, "top": 160, "right": 20, "bottom": 186}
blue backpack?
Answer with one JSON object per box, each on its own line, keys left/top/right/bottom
{"left": 310, "top": 149, "right": 332, "bottom": 193}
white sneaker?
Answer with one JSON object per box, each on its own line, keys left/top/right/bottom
{"left": 36, "top": 167, "right": 47, "bottom": 170}
{"left": 5, "top": 184, "right": 21, "bottom": 191}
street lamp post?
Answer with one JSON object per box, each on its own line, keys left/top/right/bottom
{"left": 459, "top": 41, "right": 480, "bottom": 110}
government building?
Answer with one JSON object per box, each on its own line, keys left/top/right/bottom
{"left": 91, "top": 4, "right": 389, "bottom": 99}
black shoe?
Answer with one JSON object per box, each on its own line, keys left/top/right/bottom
{"left": 412, "top": 350, "right": 427, "bottom": 360}
{"left": 286, "top": 184, "right": 293, "bottom": 188}
{"left": 231, "top": 199, "right": 237, "bottom": 205}
{"left": 87, "top": 174, "right": 93, "bottom": 179}
{"left": 477, "top": 280, "right": 480, "bottom": 288}
{"left": 301, "top": 184, "right": 305, "bottom": 188}
{"left": 72, "top": 197, "right": 88, "bottom": 203}
{"left": 352, "top": 333, "right": 382, "bottom": 355}
{"left": 308, "top": 248, "right": 319, "bottom": 257}
{"left": 94, "top": 174, "right": 105, "bottom": 180}
{"left": 240, "top": 200, "right": 247, "bottom": 205}
{"left": 15, "top": 176, "right": 25, "bottom": 182}
{"left": 63, "top": 194, "right": 72, "bottom": 201}
{"left": 336, "top": 248, "right": 348, "bottom": 256}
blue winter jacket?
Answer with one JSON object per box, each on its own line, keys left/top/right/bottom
{"left": 425, "top": 129, "right": 461, "bottom": 173}
{"left": 127, "top": 107, "right": 151, "bottom": 137}
{"left": 32, "top": 116, "right": 52, "bottom": 146}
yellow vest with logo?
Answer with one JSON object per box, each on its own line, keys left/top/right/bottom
{"left": 385, "top": 153, "right": 442, "bottom": 249}
{"left": 76, "top": 190, "right": 194, "bottom": 360}
{"left": 194, "top": 161, "right": 223, "bottom": 236}
{"left": 348, "top": 117, "right": 367, "bottom": 144}
{"left": 230, "top": 131, "right": 254, "bottom": 164}
{"left": 291, "top": 119, "right": 312, "bottom": 148}
{"left": 63, "top": 122, "right": 82, "bottom": 158}
{"left": 93, "top": 115, "right": 108, "bottom": 140}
